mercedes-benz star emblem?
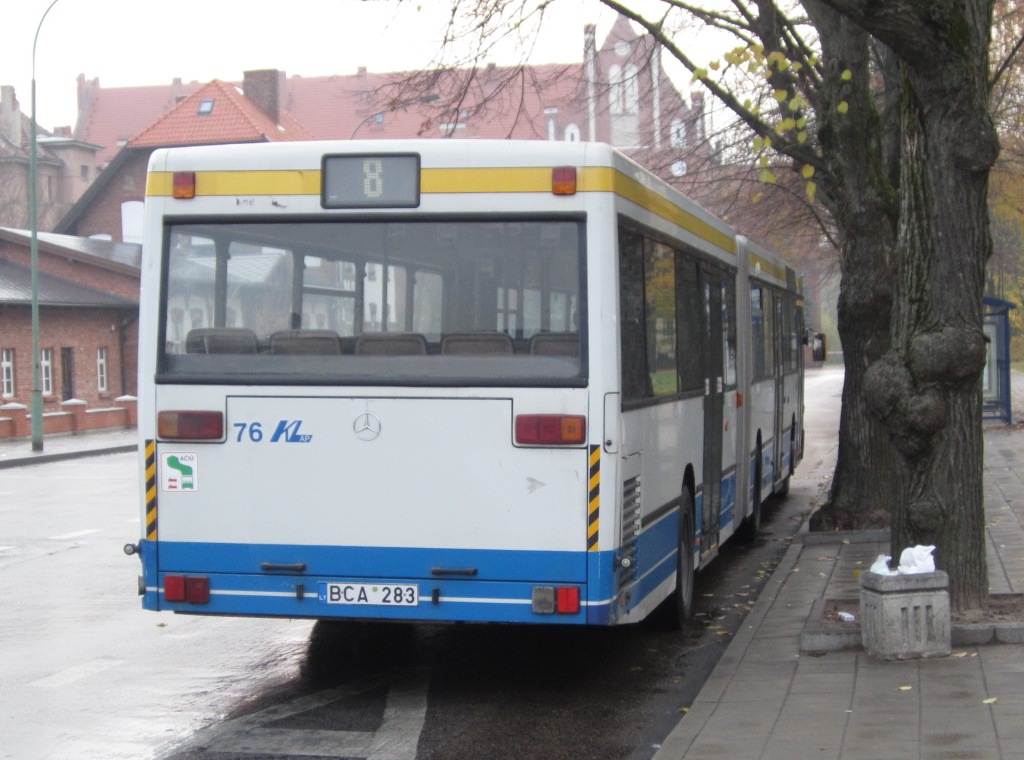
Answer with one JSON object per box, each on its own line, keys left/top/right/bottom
{"left": 353, "top": 412, "right": 382, "bottom": 441}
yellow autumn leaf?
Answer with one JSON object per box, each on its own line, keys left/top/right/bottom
{"left": 837, "top": 101, "right": 850, "bottom": 114}
{"left": 841, "top": 69, "right": 853, "bottom": 81}
{"left": 805, "top": 182, "right": 816, "bottom": 202}
{"left": 773, "top": 89, "right": 788, "bottom": 102}
{"left": 759, "top": 169, "right": 777, "bottom": 185}
{"left": 797, "top": 131, "right": 808, "bottom": 144}
{"left": 983, "top": 697, "right": 998, "bottom": 704}
{"left": 898, "top": 685, "right": 913, "bottom": 691}
{"left": 709, "top": 60, "right": 721, "bottom": 71}
{"left": 801, "top": 164, "right": 815, "bottom": 179}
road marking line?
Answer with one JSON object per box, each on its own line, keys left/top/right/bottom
{"left": 190, "top": 667, "right": 431, "bottom": 759}
{"left": 47, "top": 529, "right": 101, "bottom": 540}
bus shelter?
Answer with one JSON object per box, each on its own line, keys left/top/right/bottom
{"left": 983, "top": 296, "right": 1016, "bottom": 423}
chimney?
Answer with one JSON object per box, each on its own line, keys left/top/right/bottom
{"left": 243, "top": 69, "right": 285, "bottom": 123}
{"left": 1, "top": 85, "right": 22, "bottom": 146}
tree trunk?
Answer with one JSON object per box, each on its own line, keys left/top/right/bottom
{"left": 858, "top": 1, "right": 998, "bottom": 613}
{"left": 802, "top": 2, "right": 908, "bottom": 530}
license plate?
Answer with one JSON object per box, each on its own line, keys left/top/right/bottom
{"left": 317, "top": 582, "right": 419, "bottom": 606}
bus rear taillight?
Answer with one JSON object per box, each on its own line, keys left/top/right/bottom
{"left": 163, "top": 575, "right": 210, "bottom": 604}
{"left": 532, "top": 586, "right": 581, "bottom": 614}
{"left": 515, "top": 414, "right": 586, "bottom": 445}
{"left": 157, "top": 410, "right": 224, "bottom": 440}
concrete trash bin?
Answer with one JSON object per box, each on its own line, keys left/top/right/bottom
{"left": 860, "top": 570, "right": 951, "bottom": 660}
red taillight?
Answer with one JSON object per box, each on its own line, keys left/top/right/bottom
{"left": 172, "top": 171, "right": 196, "bottom": 199}
{"left": 158, "top": 410, "right": 224, "bottom": 440}
{"left": 163, "top": 575, "right": 210, "bottom": 604}
{"left": 552, "top": 166, "right": 577, "bottom": 195}
{"left": 556, "top": 586, "right": 581, "bottom": 614}
{"left": 515, "top": 414, "right": 586, "bottom": 445}
{"left": 164, "top": 575, "right": 185, "bottom": 602}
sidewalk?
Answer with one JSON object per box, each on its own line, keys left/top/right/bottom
{"left": 0, "top": 427, "right": 137, "bottom": 469}
{"left": 655, "top": 378, "right": 1024, "bottom": 760}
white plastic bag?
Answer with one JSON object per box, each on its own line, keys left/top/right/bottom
{"left": 897, "top": 545, "right": 936, "bottom": 574}
{"left": 869, "top": 554, "right": 895, "bottom": 575}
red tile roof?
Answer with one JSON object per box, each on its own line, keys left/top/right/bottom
{"left": 127, "top": 80, "right": 314, "bottom": 150}
{"left": 76, "top": 79, "right": 205, "bottom": 165}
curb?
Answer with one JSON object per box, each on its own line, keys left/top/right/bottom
{"left": 0, "top": 443, "right": 137, "bottom": 470}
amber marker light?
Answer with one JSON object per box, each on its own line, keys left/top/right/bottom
{"left": 552, "top": 166, "right": 577, "bottom": 195}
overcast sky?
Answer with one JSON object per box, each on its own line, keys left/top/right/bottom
{"left": 5, "top": 0, "right": 628, "bottom": 131}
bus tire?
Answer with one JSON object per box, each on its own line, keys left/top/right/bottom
{"left": 655, "top": 490, "right": 695, "bottom": 630}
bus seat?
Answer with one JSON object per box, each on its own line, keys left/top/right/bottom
{"left": 355, "top": 332, "right": 428, "bottom": 355}
{"left": 529, "top": 332, "right": 580, "bottom": 358}
{"left": 441, "top": 332, "right": 515, "bottom": 355}
{"left": 269, "top": 329, "right": 343, "bottom": 355}
{"left": 185, "top": 328, "right": 259, "bottom": 354}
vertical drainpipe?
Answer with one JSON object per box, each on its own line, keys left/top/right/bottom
{"left": 584, "top": 25, "right": 598, "bottom": 142}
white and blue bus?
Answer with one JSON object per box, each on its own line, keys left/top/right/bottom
{"left": 127, "top": 140, "right": 803, "bottom": 627}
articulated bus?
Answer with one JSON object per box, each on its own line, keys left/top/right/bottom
{"left": 127, "top": 140, "right": 803, "bottom": 627}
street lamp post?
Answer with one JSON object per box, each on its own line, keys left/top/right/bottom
{"left": 349, "top": 94, "right": 440, "bottom": 139}
{"left": 29, "top": 0, "right": 61, "bottom": 452}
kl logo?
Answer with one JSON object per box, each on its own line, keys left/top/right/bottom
{"left": 271, "top": 420, "right": 312, "bottom": 443}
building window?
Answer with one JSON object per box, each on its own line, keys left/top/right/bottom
{"left": 81, "top": 165, "right": 90, "bottom": 181}
{"left": 1, "top": 349, "right": 14, "bottom": 397}
{"left": 198, "top": 99, "right": 215, "bottom": 115}
{"left": 97, "top": 347, "right": 109, "bottom": 393}
{"left": 564, "top": 123, "right": 581, "bottom": 142}
{"left": 670, "top": 118, "right": 686, "bottom": 148}
{"left": 41, "top": 348, "right": 53, "bottom": 396}
{"left": 609, "top": 65, "right": 624, "bottom": 113}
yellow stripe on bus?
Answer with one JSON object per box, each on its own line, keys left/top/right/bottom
{"left": 588, "top": 445, "right": 600, "bottom": 551}
{"left": 147, "top": 170, "right": 321, "bottom": 197}
{"left": 147, "top": 165, "right": 735, "bottom": 256}
{"left": 144, "top": 439, "right": 158, "bottom": 541}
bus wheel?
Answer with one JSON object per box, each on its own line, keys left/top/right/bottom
{"left": 655, "top": 490, "right": 695, "bottom": 630}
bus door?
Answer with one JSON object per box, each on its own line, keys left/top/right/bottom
{"left": 700, "top": 266, "right": 726, "bottom": 560}
{"left": 773, "top": 293, "right": 788, "bottom": 484}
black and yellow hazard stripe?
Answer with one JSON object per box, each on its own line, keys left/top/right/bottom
{"left": 145, "top": 439, "right": 158, "bottom": 541}
{"left": 588, "top": 445, "right": 600, "bottom": 551}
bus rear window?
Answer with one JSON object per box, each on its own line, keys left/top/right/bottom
{"left": 159, "top": 219, "right": 585, "bottom": 386}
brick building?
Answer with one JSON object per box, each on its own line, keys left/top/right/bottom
{"left": 0, "top": 228, "right": 139, "bottom": 436}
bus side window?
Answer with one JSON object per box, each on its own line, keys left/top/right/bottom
{"left": 618, "top": 228, "right": 649, "bottom": 401}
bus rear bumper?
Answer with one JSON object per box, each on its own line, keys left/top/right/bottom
{"left": 140, "top": 571, "right": 621, "bottom": 625}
